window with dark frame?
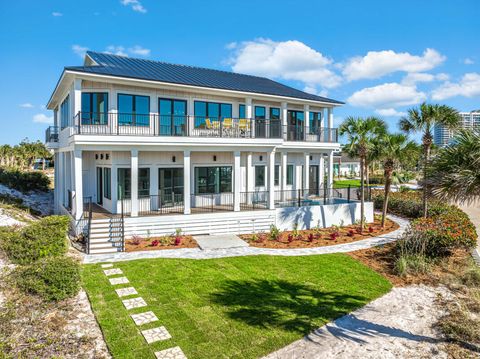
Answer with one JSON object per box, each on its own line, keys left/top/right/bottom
{"left": 60, "top": 95, "right": 70, "bottom": 129}
{"left": 117, "top": 168, "right": 131, "bottom": 199}
{"left": 287, "top": 165, "right": 294, "bottom": 185}
{"left": 194, "top": 101, "right": 232, "bottom": 127}
{"left": 239, "top": 104, "right": 246, "bottom": 118}
{"left": 270, "top": 107, "right": 280, "bottom": 120}
{"left": 81, "top": 92, "right": 108, "bottom": 125}
{"left": 139, "top": 168, "right": 150, "bottom": 197}
{"left": 274, "top": 165, "right": 280, "bottom": 186}
{"left": 118, "top": 94, "right": 150, "bottom": 126}
{"left": 103, "top": 167, "right": 111, "bottom": 200}
{"left": 254, "top": 106, "right": 266, "bottom": 119}
{"left": 194, "top": 166, "right": 232, "bottom": 194}
{"left": 255, "top": 165, "right": 266, "bottom": 187}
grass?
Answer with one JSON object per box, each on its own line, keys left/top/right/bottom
{"left": 333, "top": 179, "right": 361, "bottom": 188}
{"left": 82, "top": 254, "right": 391, "bottom": 359}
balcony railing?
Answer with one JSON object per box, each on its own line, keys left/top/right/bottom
{"left": 60, "top": 112, "right": 338, "bottom": 143}
{"left": 45, "top": 126, "right": 59, "bottom": 143}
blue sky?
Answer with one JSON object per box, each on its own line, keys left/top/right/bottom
{"left": 0, "top": 0, "right": 479, "bottom": 145}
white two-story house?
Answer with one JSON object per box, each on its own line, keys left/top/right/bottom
{"left": 45, "top": 51, "right": 370, "bottom": 254}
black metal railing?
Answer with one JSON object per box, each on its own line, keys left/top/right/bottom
{"left": 191, "top": 192, "right": 234, "bottom": 213}
{"left": 138, "top": 193, "right": 184, "bottom": 216}
{"left": 45, "top": 126, "right": 59, "bottom": 143}
{"left": 65, "top": 112, "right": 338, "bottom": 143}
{"left": 80, "top": 196, "right": 93, "bottom": 254}
{"left": 240, "top": 191, "right": 269, "bottom": 210}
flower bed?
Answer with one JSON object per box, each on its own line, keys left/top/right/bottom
{"left": 125, "top": 234, "right": 198, "bottom": 252}
{"left": 240, "top": 216, "right": 399, "bottom": 249}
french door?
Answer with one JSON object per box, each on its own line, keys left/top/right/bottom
{"left": 96, "top": 167, "right": 103, "bottom": 205}
{"left": 158, "top": 168, "right": 184, "bottom": 206}
{"left": 159, "top": 99, "right": 187, "bottom": 136}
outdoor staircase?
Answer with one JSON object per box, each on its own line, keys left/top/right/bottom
{"left": 88, "top": 217, "right": 124, "bottom": 254}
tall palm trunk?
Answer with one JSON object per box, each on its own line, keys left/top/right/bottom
{"left": 382, "top": 163, "right": 393, "bottom": 227}
{"left": 422, "top": 132, "right": 432, "bottom": 218}
{"left": 359, "top": 156, "right": 365, "bottom": 232}
{"left": 365, "top": 159, "right": 370, "bottom": 201}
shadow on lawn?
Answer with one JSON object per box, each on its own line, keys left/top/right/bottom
{"left": 210, "top": 278, "right": 367, "bottom": 335}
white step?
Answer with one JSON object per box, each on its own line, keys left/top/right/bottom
{"left": 89, "top": 237, "right": 113, "bottom": 244}
{"left": 89, "top": 247, "right": 120, "bottom": 254}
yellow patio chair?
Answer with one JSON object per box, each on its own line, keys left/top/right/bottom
{"left": 205, "top": 118, "right": 213, "bottom": 129}
{"left": 222, "top": 118, "right": 233, "bottom": 129}
{"left": 239, "top": 119, "right": 250, "bottom": 131}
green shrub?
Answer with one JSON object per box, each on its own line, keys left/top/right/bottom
{"left": 395, "top": 254, "right": 430, "bottom": 276}
{"left": 0, "top": 215, "right": 69, "bottom": 264}
{"left": 0, "top": 167, "right": 50, "bottom": 192}
{"left": 14, "top": 256, "right": 80, "bottom": 301}
{"left": 367, "top": 176, "right": 384, "bottom": 185}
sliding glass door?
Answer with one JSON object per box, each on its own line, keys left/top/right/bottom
{"left": 287, "top": 110, "right": 305, "bottom": 141}
{"left": 159, "top": 168, "right": 184, "bottom": 206}
{"left": 159, "top": 99, "right": 187, "bottom": 136}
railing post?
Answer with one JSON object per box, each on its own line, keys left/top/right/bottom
{"left": 324, "top": 181, "right": 327, "bottom": 204}
{"left": 348, "top": 185, "right": 351, "bottom": 203}
{"left": 297, "top": 189, "right": 301, "bottom": 207}
{"left": 219, "top": 118, "right": 223, "bottom": 137}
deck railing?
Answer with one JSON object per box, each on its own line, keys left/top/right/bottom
{"left": 63, "top": 112, "right": 338, "bottom": 143}
{"left": 45, "top": 126, "right": 59, "bottom": 143}
{"left": 190, "top": 192, "right": 234, "bottom": 213}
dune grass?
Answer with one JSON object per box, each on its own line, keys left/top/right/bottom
{"left": 82, "top": 254, "right": 391, "bottom": 359}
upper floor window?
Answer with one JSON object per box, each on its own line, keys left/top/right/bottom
{"left": 239, "top": 104, "right": 246, "bottom": 119}
{"left": 194, "top": 101, "right": 232, "bottom": 128}
{"left": 270, "top": 107, "right": 280, "bottom": 120}
{"left": 254, "top": 106, "right": 266, "bottom": 119}
{"left": 118, "top": 94, "right": 150, "bottom": 126}
{"left": 60, "top": 95, "right": 70, "bottom": 129}
{"left": 309, "top": 112, "right": 322, "bottom": 133}
{"left": 81, "top": 92, "right": 108, "bottom": 125}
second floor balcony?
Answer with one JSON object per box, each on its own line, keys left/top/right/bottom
{"left": 51, "top": 112, "right": 338, "bottom": 143}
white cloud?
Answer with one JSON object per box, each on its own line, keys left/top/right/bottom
{"left": 19, "top": 103, "right": 34, "bottom": 108}
{"left": 375, "top": 108, "right": 407, "bottom": 117}
{"left": 105, "top": 45, "right": 128, "bottom": 56}
{"left": 33, "top": 113, "right": 53, "bottom": 124}
{"left": 401, "top": 72, "right": 449, "bottom": 86}
{"left": 128, "top": 45, "right": 150, "bottom": 57}
{"left": 347, "top": 83, "right": 427, "bottom": 109}
{"left": 72, "top": 44, "right": 89, "bottom": 58}
{"left": 464, "top": 58, "right": 474, "bottom": 65}
{"left": 431, "top": 73, "right": 480, "bottom": 100}
{"left": 342, "top": 48, "right": 446, "bottom": 81}
{"left": 120, "top": 0, "right": 147, "bottom": 13}
{"left": 227, "top": 38, "right": 342, "bottom": 89}
{"left": 52, "top": 12, "right": 63, "bottom": 17}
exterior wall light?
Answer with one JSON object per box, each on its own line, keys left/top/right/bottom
{"left": 213, "top": 155, "right": 217, "bottom": 162}
{"left": 172, "top": 156, "right": 176, "bottom": 163}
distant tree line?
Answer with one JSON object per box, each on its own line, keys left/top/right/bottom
{"left": 0, "top": 139, "right": 52, "bottom": 170}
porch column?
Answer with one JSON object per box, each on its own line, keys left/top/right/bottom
{"left": 304, "top": 152, "right": 310, "bottom": 192}
{"left": 319, "top": 153, "right": 325, "bottom": 189}
{"left": 111, "top": 163, "right": 118, "bottom": 214}
{"left": 327, "top": 107, "right": 334, "bottom": 142}
{"left": 281, "top": 102, "right": 288, "bottom": 140}
{"left": 73, "top": 150, "right": 83, "bottom": 220}
{"left": 327, "top": 151, "right": 334, "bottom": 189}
{"left": 233, "top": 151, "right": 241, "bottom": 211}
{"left": 281, "top": 151, "right": 287, "bottom": 201}
{"left": 304, "top": 105, "right": 310, "bottom": 138}
{"left": 187, "top": 99, "right": 195, "bottom": 136}
{"left": 72, "top": 79, "right": 82, "bottom": 120}
{"left": 183, "top": 150, "right": 191, "bottom": 214}
{"left": 267, "top": 150, "right": 275, "bottom": 209}
{"left": 246, "top": 98, "right": 254, "bottom": 137}
{"left": 130, "top": 149, "right": 139, "bottom": 217}
{"left": 246, "top": 152, "right": 254, "bottom": 192}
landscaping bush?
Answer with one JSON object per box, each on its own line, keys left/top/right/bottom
{"left": 367, "top": 176, "right": 384, "bottom": 185}
{"left": 0, "top": 167, "right": 50, "bottom": 192}
{"left": 14, "top": 256, "right": 80, "bottom": 301}
{"left": 0, "top": 215, "right": 69, "bottom": 264}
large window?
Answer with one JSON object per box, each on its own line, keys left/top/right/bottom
{"left": 139, "top": 168, "right": 150, "bottom": 197}
{"left": 81, "top": 92, "right": 108, "bottom": 125}
{"left": 118, "top": 168, "right": 131, "bottom": 199}
{"left": 194, "top": 101, "right": 232, "bottom": 127}
{"left": 103, "top": 167, "right": 111, "bottom": 200}
{"left": 309, "top": 112, "right": 322, "bottom": 133}
{"left": 274, "top": 165, "right": 280, "bottom": 186}
{"left": 60, "top": 95, "right": 70, "bottom": 129}
{"left": 254, "top": 106, "right": 266, "bottom": 119}
{"left": 118, "top": 94, "right": 150, "bottom": 126}
{"left": 159, "top": 98, "right": 187, "bottom": 135}
{"left": 239, "top": 104, "right": 246, "bottom": 118}
{"left": 255, "top": 165, "right": 265, "bottom": 187}
{"left": 287, "top": 165, "right": 294, "bottom": 185}
{"left": 270, "top": 107, "right": 280, "bottom": 120}
{"left": 194, "top": 166, "right": 232, "bottom": 194}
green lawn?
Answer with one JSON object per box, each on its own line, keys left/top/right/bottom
{"left": 333, "top": 179, "right": 362, "bottom": 188}
{"left": 82, "top": 255, "right": 391, "bottom": 359}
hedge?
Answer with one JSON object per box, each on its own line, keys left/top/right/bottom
{"left": 14, "top": 256, "right": 80, "bottom": 301}
{"left": 0, "top": 167, "right": 50, "bottom": 192}
{"left": 0, "top": 215, "right": 69, "bottom": 264}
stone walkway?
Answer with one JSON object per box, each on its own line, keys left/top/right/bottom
{"left": 194, "top": 233, "right": 249, "bottom": 250}
{"left": 84, "top": 215, "right": 409, "bottom": 264}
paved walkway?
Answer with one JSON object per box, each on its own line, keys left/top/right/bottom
{"left": 458, "top": 201, "right": 480, "bottom": 265}
{"left": 193, "top": 234, "right": 249, "bottom": 250}
{"left": 84, "top": 215, "right": 408, "bottom": 264}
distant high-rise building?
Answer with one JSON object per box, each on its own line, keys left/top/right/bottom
{"left": 434, "top": 110, "right": 480, "bottom": 146}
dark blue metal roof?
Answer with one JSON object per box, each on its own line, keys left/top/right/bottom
{"left": 64, "top": 51, "right": 343, "bottom": 105}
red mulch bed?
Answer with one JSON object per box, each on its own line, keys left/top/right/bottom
{"left": 125, "top": 235, "right": 198, "bottom": 252}
{"left": 240, "top": 217, "right": 399, "bottom": 249}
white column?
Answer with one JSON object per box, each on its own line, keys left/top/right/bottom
{"left": 72, "top": 79, "right": 82, "bottom": 123}
{"left": 187, "top": 98, "right": 194, "bottom": 135}
{"left": 281, "top": 102, "right": 288, "bottom": 140}
{"left": 233, "top": 151, "right": 241, "bottom": 211}
{"left": 267, "top": 150, "right": 275, "bottom": 209}
{"left": 110, "top": 89, "right": 118, "bottom": 134}
{"left": 327, "top": 151, "right": 334, "bottom": 188}
{"left": 327, "top": 107, "right": 334, "bottom": 142}
{"left": 149, "top": 94, "right": 158, "bottom": 135}
{"left": 246, "top": 98, "right": 253, "bottom": 137}
{"left": 320, "top": 108, "right": 325, "bottom": 128}
{"left": 304, "top": 104, "right": 310, "bottom": 139}
{"left": 111, "top": 163, "right": 118, "bottom": 214}
{"left": 55, "top": 152, "right": 62, "bottom": 213}
{"left": 130, "top": 149, "right": 139, "bottom": 217}
{"left": 281, "top": 151, "right": 287, "bottom": 201}
{"left": 73, "top": 150, "right": 83, "bottom": 220}
{"left": 304, "top": 152, "right": 310, "bottom": 191}
{"left": 319, "top": 154, "right": 325, "bottom": 189}
{"left": 183, "top": 150, "right": 191, "bottom": 214}
{"left": 246, "top": 152, "right": 254, "bottom": 192}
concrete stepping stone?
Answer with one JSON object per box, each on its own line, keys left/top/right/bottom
{"left": 131, "top": 311, "right": 158, "bottom": 326}
{"left": 109, "top": 277, "right": 129, "bottom": 285}
{"left": 142, "top": 326, "right": 171, "bottom": 344}
{"left": 104, "top": 268, "right": 123, "bottom": 276}
{"left": 101, "top": 263, "right": 113, "bottom": 268}
{"left": 122, "top": 297, "right": 147, "bottom": 310}
{"left": 155, "top": 346, "right": 187, "bottom": 359}
{"left": 115, "top": 287, "right": 138, "bottom": 298}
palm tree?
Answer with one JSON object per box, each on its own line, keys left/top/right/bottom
{"left": 339, "top": 116, "right": 386, "bottom": 231}
{"left": 430, "top": 129, "right": 480, "bottom": 203}
{"left": 399, "top": 103, "right": 461, "bottom": 217}
{"left": 377, "top": 133, "right": 417, "bottom": 227}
